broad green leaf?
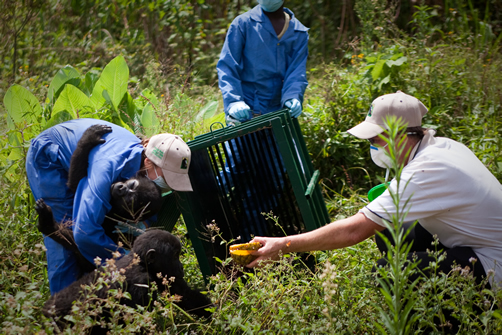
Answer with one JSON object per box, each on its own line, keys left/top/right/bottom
{"left": 378, "top": 74, "right": 391, "bottom": 90}
{"left": 90, "top": 55, "right": 129, "bottom": 111}
{"left": 45, "top": 111, "right": 74, "bottom": 129}
{"left": 124, "top": 92, "right": 137, "bottom": 120}
{"left": 122, "top": 92, "right": 144, "bottom": 134}
{"left": 119, "top": 92, "right": 141, "bottom": 131}
{"left": 48, "top": 65, "right": 81, "bottom": 102}
{"left": 80, "top": 70, "right": 100, "bottom": 97}
{"left": 3, "top": 84, "right": 41, "bottom": 128}
{"left": 141, "top": 103, "right": 160, "bottom": 137}
{"left": 5, "top": 128, "right": 23, "bottom": 156}
{"left": 135, "top": 88, "right": 159, "bottom": 110}
{"left": 386, "top": 56, "right": 408, "bottom": 67}
{"left": 7, "top": 146, "right": 23, "bottom": 160}
{"left": 371, "top": 59, "right": 386, "bottom": 81}
{"left": 203, "top": 111, "right": 225, "bottom": 130}
{"left": 111, "top": 115, "right": 133, "bottom": 133}
{"left": 52, "top": 84, "right": 94, "bottom": 118}
{"left": 196, "top": 100, "right": 218, "bottom": 121}
{"left": 142, "top": 89, "right": 159, "bottom": 107}
{"left": 390, "top": 52, "right": 404, "bottom": 61}
{"left": 133, "top": 113, "right": 143, "bottom": 135}
{"left": 102, "top": 89, "right": 114, "bottom": 110}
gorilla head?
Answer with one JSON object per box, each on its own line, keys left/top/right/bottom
{"left": 132, "top": 229, "right": 185, "bottom": 281}
{"left": 108, "top": 175, "right": 163, "bottom": 223}
{"left": 42, "top": 230, "right": 212, "bottom": 332}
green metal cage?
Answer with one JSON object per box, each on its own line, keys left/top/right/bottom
{"left": 154, "top": 109, "right": 329, "bottom": 279}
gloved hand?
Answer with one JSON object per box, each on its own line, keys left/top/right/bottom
{"left": 228, "top": 101, "right": 251, "bottom": 121}
{"left": 284, "top": 98, "right": 302, "bottom": 118}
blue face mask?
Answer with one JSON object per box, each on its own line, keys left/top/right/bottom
{"left": 258, "top": 0, "right": 284, "bottom": 12}
{"left": 149, "top": 168, "right": 172, "bottom": 194}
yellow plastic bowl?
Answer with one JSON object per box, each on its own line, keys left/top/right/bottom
{"left": 229, "top": 242, "right": 262, "bottom": 265}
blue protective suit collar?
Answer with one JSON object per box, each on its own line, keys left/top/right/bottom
{"left": 248, "top": 5, "right": 267, "bottom": 22}
{"left": 248, "top": 5, "right": 307, "bottom": 32}
{"left": 247, "top": 6, "right": 308, "bottom": 47}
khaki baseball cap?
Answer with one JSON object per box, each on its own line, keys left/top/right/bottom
{"left": 145, "top": 134, "right": 193, "bottom": 192}
{"left": 347, "top": 91, "right": 428, "bottom": 139}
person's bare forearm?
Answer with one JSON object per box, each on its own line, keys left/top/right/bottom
{"left": 247, "top": 212, "right": 383, "bottom": 267}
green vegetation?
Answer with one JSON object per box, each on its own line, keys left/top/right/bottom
{"left": 1, "top": 0, "right": 502, "bottom": 333}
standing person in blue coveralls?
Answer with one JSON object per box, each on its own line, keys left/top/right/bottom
{"left": 216, "top": 1, "right": 309, "bottom": 240}
{"left": 26, "top": 119, "right": 193, "bottom": 294}
{"left": 217, "top": 0, "right": 309, "bottom": 121}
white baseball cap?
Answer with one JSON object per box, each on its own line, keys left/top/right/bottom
{"left": 145, "top": 134, "right": 193, "bottom": 192}
{"left": 347, "top": 91, "right": 428, "bottom": 139}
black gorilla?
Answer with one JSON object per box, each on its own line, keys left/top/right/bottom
{"left": 43, "top": 230, "right": 213, "bottom": 333}
{"left": 36, "top": 124, "right": 163, "bottom": 273}
{"left": 36, "top": 125, "right": 213, "bottom": 327}
{"left": 66, "top": 124, "right": 163, "bottom": 247}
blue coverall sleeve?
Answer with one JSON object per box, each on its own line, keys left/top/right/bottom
{"left": 281, "top": 30, "right": 309, "bottom": 106}
{"left": 73, "top": 146, "right": 139, "bottom": 263}
{"left": 73, "top": 175, "right": 117, "bottom": 264}
{"left": 217, "top": 21, "right": 246, "bottom": 114}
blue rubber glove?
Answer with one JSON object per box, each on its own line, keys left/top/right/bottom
{"left": 228, "top": 101, "right": 251, "bottom": 121}
{"left": 284, "top": 99, "right": 302, "bottom": 118}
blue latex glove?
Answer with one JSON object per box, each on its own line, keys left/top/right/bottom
{"left": 228, "top": 101, "right": 251, "bottom": 121}
{"left": 284, "top": 99, "right": 302, "bottom": 118}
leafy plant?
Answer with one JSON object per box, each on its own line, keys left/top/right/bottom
{"left": 361, "top": 48, "right": 408, "bottom": 92}
{"left": 371, "top": 117, "right": 420, "bottom": 334}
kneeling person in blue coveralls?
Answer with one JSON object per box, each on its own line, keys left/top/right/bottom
{"left": 26, "top": 119, "right": 193, "bottom": 294}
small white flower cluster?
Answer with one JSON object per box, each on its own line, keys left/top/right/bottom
{"left": 319, "top": 261, "right": 339, "bottom": 317}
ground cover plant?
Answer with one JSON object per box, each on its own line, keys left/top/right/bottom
{"left": 1, "top": 0, "right": 502, "bottom": 333}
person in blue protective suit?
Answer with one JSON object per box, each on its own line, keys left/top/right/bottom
{"left": 26, "top": 119, "right": 192, "bottom": 294}
{"left": 217, "top": 0, "right": 309, "bottom": 122}
{"left": 215, "top": 0, "right": 309, "bottom": 240}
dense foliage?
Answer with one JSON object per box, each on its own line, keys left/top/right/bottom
{"left": 1, "top": 0, "right": 502, "bottom": 333}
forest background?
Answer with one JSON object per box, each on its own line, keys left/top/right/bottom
{"left": 1, "top": 0, "right": 502, "bottom": 333}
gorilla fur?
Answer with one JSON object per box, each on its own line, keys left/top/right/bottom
{"left": 37, "top": 125, "right": 212, "bottom": 329}
{"left": 43, "top": 230, "right": 213, "bottom": 333}
{"left": 36, "top": 124, "right": 163, "bottom": 273}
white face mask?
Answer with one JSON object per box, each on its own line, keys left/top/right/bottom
{"left": 258, "top": 0, "right": 284, "bottom": 12}
{"left": 370, "top": 144, "right": 392, "bottom": 169}
{"left": 149, "top": 168, "right": 172, "bottom": 193}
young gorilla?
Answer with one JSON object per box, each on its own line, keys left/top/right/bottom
{"left": 36, "top": 125, "right": 212, "bottom": 328}
{"left": 36, "top": 124, "right": 164, "bottom": 274}
{"left": 43, "top": 230, "right": 213, "bottom": 334}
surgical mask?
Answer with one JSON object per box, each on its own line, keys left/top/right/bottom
{"left": 149, "top": 168, "right": 172, "bottom": 193}
{"left": 258, "top": 0, "right": 284, "bottom": 12}
{"left": 370, "top": 144, "right": 392, "bottom": 169}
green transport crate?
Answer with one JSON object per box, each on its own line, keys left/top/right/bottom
{"left": 153, "top": 109, "right": 330, "bottom": 280}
